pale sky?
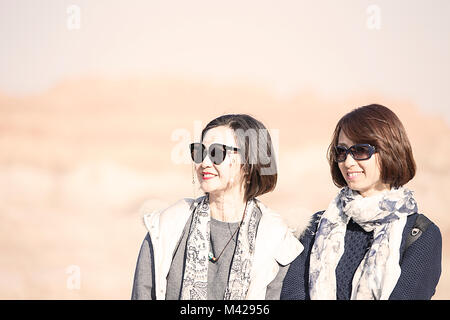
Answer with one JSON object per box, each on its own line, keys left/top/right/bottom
{"left": 1, "top": 0, "right": 449, "bottom": 122}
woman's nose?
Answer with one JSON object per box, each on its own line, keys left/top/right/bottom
{"left": 344, "top": 152, "right": 358, "bottom": 167}
{"left": 201, "top": 153, "right": 213, "bottom": 167}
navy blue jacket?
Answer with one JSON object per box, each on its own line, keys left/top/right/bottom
{"left": 281, "top": 212, "right": 442, "bottom": 300}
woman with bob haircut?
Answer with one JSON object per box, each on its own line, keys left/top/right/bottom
{"left": 132, "top": 114, "right": 303, "bottom": 300}
{"left": 281, "top": 104, "right": 442, "bottom": 300}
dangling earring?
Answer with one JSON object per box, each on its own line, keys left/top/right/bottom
{"left": 192, "top": 163, "right": 198, "bottom": 206}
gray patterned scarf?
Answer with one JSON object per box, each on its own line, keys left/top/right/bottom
{"left": 180, "top": 195, "right": 259, "bottom": 300}
{"left": 309, "top": 187, "right": 417, "bottom": 300}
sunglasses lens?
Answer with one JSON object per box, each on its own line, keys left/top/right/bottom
{"left": 190, "top": 143, "right": 205, "bottom": 163}
{"left": 191, "top": 143, "right": 236, "bottom": 165}
{"left": 351, "top": 145, "right": 371, "bottom": 160}
{"left": 209, "top": 144, "right": 226, "bottom": 165}
{"left": 335, "top": 146, "right": 347, "bottom": 162}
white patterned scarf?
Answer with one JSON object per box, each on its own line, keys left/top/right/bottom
{"left": 180, "top": 195, "right": 259, "bottom": 300}
{"left": 309, "top": 186, "right": 418, "bottom": 300}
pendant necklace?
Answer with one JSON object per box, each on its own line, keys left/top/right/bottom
{"left": 208, "top": 201, "right": 248, "bottom": 263}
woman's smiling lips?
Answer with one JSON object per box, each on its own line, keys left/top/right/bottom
{"left": 202, "top": 172, "right": 217, "bottom": 180}
{"left": 346, "top": 170, "right": 364, "bottom": 181}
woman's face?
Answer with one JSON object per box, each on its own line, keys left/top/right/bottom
{"left": 196, "top": 126, "right": 244, "bottom": 197}
{"left": 337, "top": 130, "right": 389, "bottom": 197}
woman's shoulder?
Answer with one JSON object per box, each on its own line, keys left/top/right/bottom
{"left": 313, "top": 210, "right": 325, "bottom": 220}
{"left": 255, "top": 203, "right": 305, "bottom": 266}
{"left": 397, "top": 213, "right": 442, "bottom": 298}
{"left": 303, "top": 210, "right": 325, "bottom": 236}
{"left": 404, "top": 213, "right": 442, "bottom": 250}
{"left": 140, "top": 196, "right": 205, "bottom": 229}
{"left": 254, "top": 200, "right": 290, "bottom": 235}
{"left": 255, "top": 199, "right": 316, "bottom": 239}
{"left": 406, "top": 213, "right": 441, "bottom": 236}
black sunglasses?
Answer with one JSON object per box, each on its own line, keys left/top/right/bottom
{"left": 190, "top": 143, "right": 241, "bottom": 165}
{"left": 334, "top": 143, "right": 376, "bottom": 162}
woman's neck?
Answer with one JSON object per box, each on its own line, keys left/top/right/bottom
{"left": 209, "top": 191, "right": 247, "bottom": 223}
{"left": 358, "top": 182, "right": 391, "bottom": 198}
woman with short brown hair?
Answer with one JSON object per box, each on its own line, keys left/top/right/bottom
{"left": 281, "top": 104, "right": 442, "bottom": 300}
{"left": 132, "top": 114, "right": 303, "bottom": 300}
